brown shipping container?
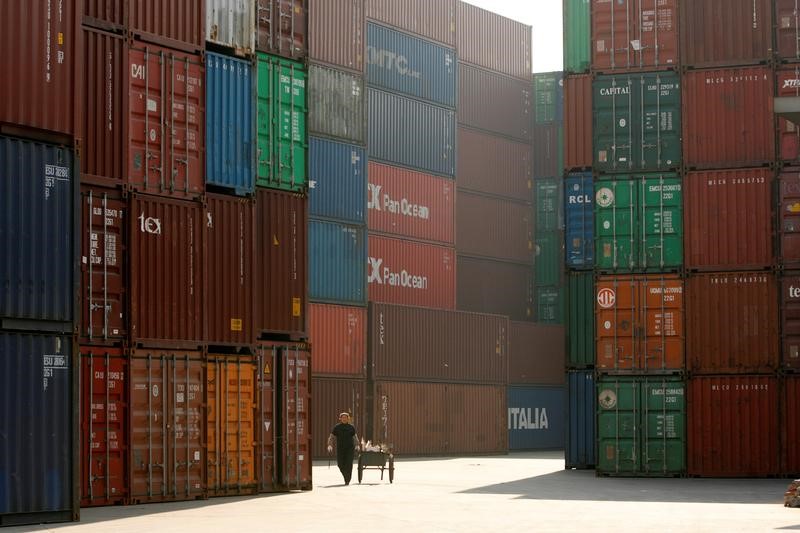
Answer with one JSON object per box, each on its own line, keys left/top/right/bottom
{"left": 129, "top": 194, "right": 203, "bottom": 347}
{"left": 688, "top": 376, "right": 779, "bottom": 477}
{"left": 309, "top": 303, "right": 366, "bottom": 377}
{"left": 256, "top": 189, "right": 308, "bottom": 340}
{"left": 781, "top": 274, "right": 800, "bottom": 371}
{"left": 683, "top": 67, "right": 774, "bottom": 169}
{"left": 368, "top": 162, "right": 455, "bottom": 245}
{"left": 680, "top": 0, "right": 772, "bottom": 67}
{"left": 457, "top": 127, "right": 532, "bottom": 200}
{"left": 458, "top": 63, "right": 532, "bottom": 142}
{"left": 129, "top": 349, "right": 206, "bottom": 503}
{"left": 368, "top": 302, "right": 509, "bottom": 384}
{"left": 257, "top": 0, "right": 308, "bottom": 59}
{"left": 309, "top": 0, "right": 365, "bottom": 72}
{"left": 508, "top": 322, "right": 565, "bottom": 385}
{"left": 81, "top": 27, "right": 205, "bottom": 197}
{"left": 777, "top": 68, "right": 800, "bottom": 163}
{"left": 206, "top": 195, "right": 255, "bottom": 346}
{"left": 456, "top": 2, "right": 531, "bottom": 80}
{"left": 457, "top": 255, "right": 534, "bottom": 322}
{"left": 365, "top": 0, "right": 456, "bottom": 46}
{"left": 370, "top": 381, "right": 507, "bottom": 455}
{"left": 778, "top": 0, "right": 800, "bottom": 62}
{"left": 684, "top": 169, "right": 775, "bottom": 271}
{"left": 311, "top": 377, "right": 366, "bottom": 458}
{"left": 456, "top": 191, "right": 533, "bottom": 264}
{"left": 564, "top": 74, "right": 593, "bottom": 170}
{"left": 783, "top": 376, "right": 800, "bottom": 476}
{"left": 0, "top": 0, "right": 77, "bottom": 138}
{"left": 686, "top": 272, "right": 779, "bottom": 374}
{"left": 780, "top": 169, "right": 800, "bottom": 266}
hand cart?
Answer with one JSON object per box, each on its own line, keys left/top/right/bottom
{"left": 357, "top": 450, "right": 394, "bottom": 484}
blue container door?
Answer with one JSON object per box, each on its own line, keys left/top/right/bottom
{"left": 566, "top": 371, "right": 596, "bottom": 469}
{"left": 564, "top": 172, "right": 594, "bottom": 269}
{"left": 507, "top": 386, "right": 565, "bottom": 450}
{"left": 309, "top": 219, "right": 367, "bottom": 305}
{"left": 309, "top": 137, "right": 367, "bottom": 225}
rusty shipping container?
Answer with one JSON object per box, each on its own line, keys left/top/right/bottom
{"left": 683, "top": 67, "right": 774, "bottom": 169}
{"left": 508, "top": 322, "right": 565, "bottom": 385}
{"left": 686, "top": 272, "right": 779, "bottom": 374}
{"left": 780, "top": 169, "right": 800, "bottom": 266}
{"left": 456, "top": 192, "right": 533, "bottom": 264}
{"left": 564, "top": 74, "right": 593, "bottom": 171}
{"left": 777, "top": 67, "right": 800, "bottom": 163}
{"left": 309, "top": 0, "right": 364, "bottom": 72}
{"left": 206, "top": 0, "right": 256, "bottom": 56}
{"left": 457, "top": 255, "right": 534, "bottom": 322}
{"left": 684, "top": 169, "right": 775, "bottom": 271}
{"left": 688, "top": 376, "right": 779, "bottom": 477}
{"left": 784, "top": 376, "right": 800, "bottom": 476}
{"left": 778, "top": 0, "right": 800, "bottom": 62}
{"left": 457, "top": 127, "right": 532, "bottom": 200}
{"left": 782, "top": 274, "right": 800, "bottom": 372}
{"left": 458, "top": 63, "right": 532, "bottom": 142}
{"left": 309, "top": 303, "right": 366, "bottom": 377}
{"left": 365, "top": 0, "right": 456, "bottom": 46}
{"left": 312, "top": 377, "right": 366, "bottom": 458}
{"left": 256, "top": 0, "right": 308, "bottom": 59}
{"left": 456, "top": 2, "right": 531, "bottom": 80}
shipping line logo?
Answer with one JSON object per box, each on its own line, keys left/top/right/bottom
{"left": 508, "top": 408, "right": 549, "bottom": 430}
{"left": 139, "top": 213, "right": 162, "bottom": 235}
{"left": 368, "top": 184, "right": 430, "bottom": 219}
{"left": 367, "top": 46, "right": 421, "bottom": 79}
{"left": 784, "top": 78, "right": 800, "bottom": 90}
{"left": 368, "top": 257, "right": 428, "bottom": 290}
{"left": 597, "top": 287, "right": 616, "bottom": 309}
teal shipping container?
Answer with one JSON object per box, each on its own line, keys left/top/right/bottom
{"left": 309, "top": 219, "right": 367, "bottom": 306}
{"left": 309, "top": 137, "right": 367, "bottom": 225}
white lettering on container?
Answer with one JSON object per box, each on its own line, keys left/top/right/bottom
{"left": 508, "top": 408, "right": 549, "bottom": 430}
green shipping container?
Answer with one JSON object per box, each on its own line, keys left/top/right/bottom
{"left": 535, "top": 232, "right": 563, "bottom": 286}
{"left": 597, "top": 376, "right": 686, "bottom": 477}
{"left": 567, "top": 271, "right": 594, "bottom": 368}
{"left": 535, "top": 178, "right": 563, "bottom": 232}
{"left": 257, "top": 53, "right": 308, "bottom": 192}
{"left": 536, "top": 285, "right": 564, "bottom": 324}
{"left": 534, "top": 73, "right": 563, "bottom": 125}
{"left": 593, "top": 72, "right": 681, "bottom": 173}
{"left": 594, "top": 174, "right": 683, "bottom": 272}
{"left": 563, "top": 0, "right": 591, "bottom": 73}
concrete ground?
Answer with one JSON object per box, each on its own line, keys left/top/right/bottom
{"left": 13, "top": 451, "right": 799, "bottom": 532}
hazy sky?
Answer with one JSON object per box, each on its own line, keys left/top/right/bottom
{"left": 463, "top": 1, "right": 564, "bottom": 73}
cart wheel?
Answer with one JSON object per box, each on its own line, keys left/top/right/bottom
{"left": 357, "top": 456, "right": 363, "bottom": 484}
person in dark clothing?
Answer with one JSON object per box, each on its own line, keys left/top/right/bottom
{"left": 327, "top": 412, "right": 360, "bottom": 485}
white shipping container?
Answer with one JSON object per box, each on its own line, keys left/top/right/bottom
{"left": 206, "top": 0, "right": 256, "bottom": 55}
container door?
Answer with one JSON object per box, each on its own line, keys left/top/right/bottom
{"left": 169, "top": 355, "right": 205, "bottom": 500}
{"left": 593, "top": 77, "right": 634, "bottom": 172}
{"left": 597, "top": 379, "right": 639, "bottom": 475}
{"left": 639, "top": 175, "right": 682, "bottom": 270}
{"left": 596, "top": 277, "right": 637, "bottom": 370}
{"left": 130, "top": 355, "right": 168, "bottom": 502}
{"left": 595, "top": 179, "right": 636, "bottom": 271}
{"left": 257, "top": 346, "right": 278, "bottom": 492}
{"left": 639, "top": 73, "right": 681, "bottom": 170}
{"left": 639, "top": 276, "right": 684, "bottom": 372}
{"left": 281, "top": 346, "right": 312, "bottom": 490}
{"left": 640, "top": 378, "right": 685, "bottom": 475}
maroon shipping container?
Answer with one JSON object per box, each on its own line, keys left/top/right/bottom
{"left": 81, "top": 27, "right": 205, "bottom": 198}
{"left": 309, "top": 0, "right": 364, "bottom": 72}
{"left": 686, "top": 272, "right": 779, "bottom": 374}
{"left": 129, "top": 194, "right": 203, "bottom": 347}
{"left": 365, "top": 0, "right": 456, "bottom": 46}
{"left": 457, "top": 255, "right": 534, "bottom": 322}
{"left": 370, "top": 381, "right": 507, "bottom": 455}
{"left": 777, "top": 67, "right": 800, "bottom": 163}
{"left": 781, "top": 274, "right": 800, "bottom": 371}
{"left": 564, "top": 74, "right": 593, "bottom": 170}
{"left": 780, "top": 169, "right": 800, "bottom": 266}
{"left": 777, "top": 0, "right": 800, "bottom": 62}
{"left": 206, "top": 195, "right": 255, "bottom": 346}
{"left": 457, "top": 127, "right": 532, "bottom": 200}
{"left": 683, "top": 67, "right": 774, "bottom": 169}
{"left": 368, "top": 235, "right": 456, "bottom": 309}
{"left": 456, "top": 1, "right": 531, "bottom": 80}
{"left": 456, "top": 191, "right": 533, "bottom": 264}
{"left": 367, "top": 162, "right": 455, "bottom": 245}
{"left": 458, "top": 63, "right": 532, "bottom": 142}
{"left": 684, "top": 169, "right": 775, "bottom": 271}
{"left": 680, "top": 0, "right": 772, "bottom": 68}
{"left": 309, "top": 303, "right": 366, "bottom": 377}
{"left": 257, "top": 0, "right": 308, "bottom": 59}
{"left": 783, "top": 376, "right": 800, "bottom": 476}
{"left": 0, "top": 0, "right": 78, "bottom": 139}
{"left": 311, "top": 377, "right": 366, "bottom": 458}
{"left": 508, "top": 322, "right": 565, "bottom": 385}
{"left": 688, "top": 376, "right": 779, "bottom": 477}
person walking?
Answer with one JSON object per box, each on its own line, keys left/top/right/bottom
{"left": 327, "top": 412, "right": 360, "bottom": 485}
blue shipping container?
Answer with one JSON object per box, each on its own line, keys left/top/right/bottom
{"left": 368, "top": 88, "right": 455, "bottom": 178}
{"left": 366, "top": 22, "right": 456, "bottom": 108}
{"left": 309, "top": 219, "right": 367, "bottom": 305}
{"left": 309, "top": 137, "right": 367, "bottom": 225}
{"left": 507, "top": 386, "right": 565, "bottom": 450}
{"left": 206, "top": 52, "right": 254, "bottom": 195}
{"left": 566, "top": 371, "right": 596, "bottom": 469}
{"left": 0, "top": 136, "right": 75, "bottom": 327}
{"left": 0, "top": 332, "right": 74, "bottom": 526}
{"left": 564, "top": 173, "right": 594, "bottom": 269}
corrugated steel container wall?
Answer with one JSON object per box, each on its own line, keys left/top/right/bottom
{"left": 206, "top": 53, "right": 254, "bottom": 195}
{"left": 256, "top": 0, "right": 308, "bottom": 60}
{"left": 309, "top": 303, "right": 366, "bottom": 377}
{"left": 680, "top": 0, "right": 772, "bottom": 67}
{"left": 368, "top": 162, "right": 455, "bottom": 244}
{"left": 366, "top": 22, "right": 456, "bottom": 108}
{"left": 308, "top": 0, "right": 364, "bottom": 72}
{"left": 309, "top": 219, "right": 367, "bottom": 305}
{"left": 567, "top": 272, "right": 595, "bottom": 368}
{"left": 456, "top": 2, "right": 531, "bottom": 80}
{"left": 367, "top": 235, "right": 456, "bottom": 309}
{"left": 685, "top": 169, "right": 774, "bottom": 271}
{"left": 564, "top": 173, "right": 594, "bottom": 269}
{"left": 566, "top": 371, "right": 595, "bottom": 469}
{"left": 311, "top": 378, "right": 366, "bottom": 458}
{"left": 129, "top": 194, "right": 203, "bottom": 346}
{"left": 507, "top": 386, "right": 565, "bottom": 450}
{"left": 683, "top": 67, "right": 774, "bottom": 169}
{"left": 457, "top": 127, "right": 532, "bottom": 200}
{"left": 563, "top": 74, "right": 593, "bottom": 170}
{"left": 535, "top": 232, "right": 564, "bottom": 287}
{"left": 508, "top": 322, "right": 565, "bottom": 385}
{"left": 368, "top": 303, "right": 508, "bottom": 384}
{"left": 456, "top": 192, "right": 533, "bottom": 264}
{"left": 777, "top": 0, "right": 800, "bottom": 62}
{"left": 309, "top": 137, "right": 367, "bottom": 225}
{"left": 781, "top": 274, "right": 800, "bottom": 372}
{"left": 1, "top": 137, "right": 75, "bottom": 326}
{"left": 368, "top": 88, "right": 455, "bottom": 177}
{"left": 535, "top": 178, "right": 563, "bottom": 234}
{"left": 686, "top": 272, "right": 779, "bottom": 374}
{"left": 0, "top": 1, "right": 77, "bottom": 137}
{"left": 458, "top": 64, "right": 532, "bottom": 142}
{"left": 564, "top": 0, "right": 591, "bottom": 73}
{"left": 456, "top": 255, "right": 534, "bottom": 322}
{"left": 533, "top": 72, "right": 564, "bottom": 178}
{"left": 688, "top": 376, "right": 779, "bottom": 477}
{"left": 536, "top": 286, "right": 565, "bottom": 325}
{"left": 92, "top": 0, "right": 204, "bottom": 51}
{"left": 780, "top": 169, "right": 800, "bottom": 266}
{"left": 777, "top": 68, "right": 800, "bottom": 163}
{"left": 365, "top": 0, "right": 456, "bottom": 46}
{"left": 0, "top": 332, "right": 74, "bottom": 526}
{"left": 206, "top": 0, "right": 256, "bottom": 55}
{"left": 783, "top": 376, "right": 800, "bottom": 476}
{"left": 309, "top": 65, "right": 366, "bottom": 145}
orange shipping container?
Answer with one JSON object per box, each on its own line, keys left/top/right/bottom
{"left": 309, "top": 303, "right": 366, "bottom": 377}
{"left": 564, "top": 74, "right": 592, "bottom": 171}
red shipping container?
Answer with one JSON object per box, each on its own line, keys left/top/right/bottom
{"left": 456, "top": 191, "right": 533, "bottom": 264}
{"left": 129, "top": 194, "right": 203, "bottom": 347}
{"left": 777, "top": 67, "right": 800, "bottom": 163}
{"left": 257, "top": 0, "right": 308, "bottom": 59}
{"left": 777, "top": 0, "right": 800, "bottom": 62}
{"left": 457, "top": 255, "right": 534, "bottom": 322}
{"left": 309, "top": 0, "right": 364, "bottom": 72}
{"left": 595, "top": 275, "right": 684, "bottom": 373}
{"left": 688, "top": 376, "right": 779, "bottom": 477}
{"left": 683, "top": 67, "right": 774, "bottom": 169}
{"left": 457, "top": 127, "right": 532, "bottom": 200}
{"left": 368, "top": 162, "right": 455, "bottom": 245}
{"left": 81, "top": 346, "right": 127, "bottom": 507}
{"left": 309, "top": 303, "right": 366, "bottom": 377}
{"left": 780, "top": 169, "right": 800, "bottom": 266}
{"left": 311, "top": 377, "right": 366, "bottom": 458}
{"left": 509, "top": 322, "right": 565, "bottom": 385}
{"left": 781, "top": 274, "right": 800, "bottom": 371}
{"left": 81, "top": 28, "right": 205, "bottom": 198}
{"left": 684, "top": 169, "right": 775, "bottom": 271}
{"left": 564, "top": 74, "right": 593, "bottom": 171}
{"left": 365, "top": 0, "right": 456, "bottom": 46}
{"left": 458, "top": 63, "right": 532, "bottom": 142}
{"left": 686, "top": 272, "right": 779, "bottom": 374}
{"left": 783, "top": 376, "right": 800, "bottom": 476}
